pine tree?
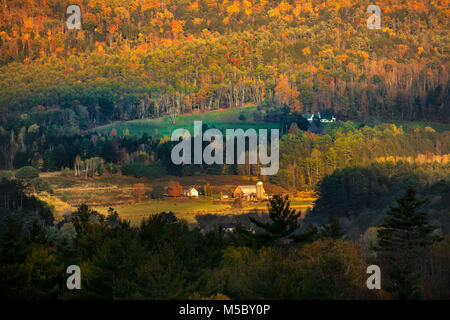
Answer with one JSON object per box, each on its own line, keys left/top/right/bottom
{"left": 291, "top": 223, "right": 319, "bottom": 244}
{"left": 317, "top": 217, "right": 345, "bottom": 240}
{"left": 237, "top": 194, "right": 301, "bottom": 245}
{"left": 292, "top": 217, "right": 345, "bottom": 244}
{"left": 376, "top": 187, "right": 441, "bottom": 299}
{"left": 377, "top": 187, "right": 440, "bottom": 251}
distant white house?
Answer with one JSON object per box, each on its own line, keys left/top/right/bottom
{"left": 224, "top": 227, "right": 235, "bottom": 233}
{"left": 320, "top": 116, "right": 336, "bottom": 123}
{"left": 301, "top": 112, "right": 336, "bottom": 123}
{"left": 302, "top": 113, "right": 317, "bottom": 123}
{"left": 184, "top": 187, "right": 199, "bottom": 197}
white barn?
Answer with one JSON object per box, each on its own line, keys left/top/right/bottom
{"left": 184, "top": 187, "right": 199, "bottom": 197}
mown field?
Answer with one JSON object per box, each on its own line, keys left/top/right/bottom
{"left": 95, "top": 199, "right": 232, "bottom": 225}
{"left": 95, "top": 199, "right": 314, "bottom": 225}
{"left": 92, "top": 105, "right": 280, "bottom": 137}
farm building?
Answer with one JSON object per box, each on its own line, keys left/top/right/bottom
{"left": 184, "top": 187, "right": 199, "bottom": 198}
{"left": 301, "top": 112, "right": 336, "bottom": 123}
{"left": 233, "top": 182, "right": 266, "bottom": 200}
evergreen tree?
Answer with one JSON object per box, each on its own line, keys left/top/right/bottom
{"left": 291, "top": 223, "right": 319, "bottom": 244}
{"left": 318, "top": 217, "right": 346, "bottom": 240}
{"left": 0, "top": 218, "right": 29, "bottom": 299}
{"left": 376, "top": 187, "right": 442, "bottom": 299}
{"left": 238, "top": 195, "right": 301, "bottom": 245}
{"left": 292, "top": 217, "right": 345, "bottom": 244}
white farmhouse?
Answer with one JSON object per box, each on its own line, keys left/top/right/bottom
{"left": 184, "top": 187, "right": 199, "bottom": 197}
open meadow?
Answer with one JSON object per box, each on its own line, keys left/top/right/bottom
{"left": 94, "top": 199, "right": 314, "bottom": 226}
{"left": 91, "top": 105, "right": 279, "bottom": 137}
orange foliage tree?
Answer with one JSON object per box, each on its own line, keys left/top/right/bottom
{"left": 167, "top": 181, "right": 183, "bottom": 197}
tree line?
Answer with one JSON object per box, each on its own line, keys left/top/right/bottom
{"left": 0, "top": 183, "right": 447, "bottom": 300}
{"left": 272, "top": 121, "right": 450, "bottom": 189}
{"left": 308, "top": 161, "right": 449, "bottom": 239}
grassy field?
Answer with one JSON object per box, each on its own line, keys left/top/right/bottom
{"left": 92, "top": 106, "right": 280, "bottom": 137}
{"left": 95, "top": 199, "right": 314, "bottom": 226}
{"left": 95, "top": 199, "right": 233, "bottom": 225}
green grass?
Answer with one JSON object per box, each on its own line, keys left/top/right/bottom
{"left": 94, "top": 197, "right": 315, "bottom": 225}
{"left": 93, "top": 106, "right": 280, "bottom": 137}
{"left": 96, "top": 199, "right": 233, "bottom": 225}
{"left": 167, "top": 106, "right": 258, "bottom": 124}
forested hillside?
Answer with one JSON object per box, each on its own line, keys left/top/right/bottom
{"left": 0, "top": 0, "right": 448, "bottom": 130}
{"left": 309, "top": 161, "right": 450, "bottom": 238}
{"left": 274, "top": 122, "right": 450, "bottom": 188}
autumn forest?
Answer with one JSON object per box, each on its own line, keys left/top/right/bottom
{"left": 0, "top": 0, "right": 449, "bottom": 302}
